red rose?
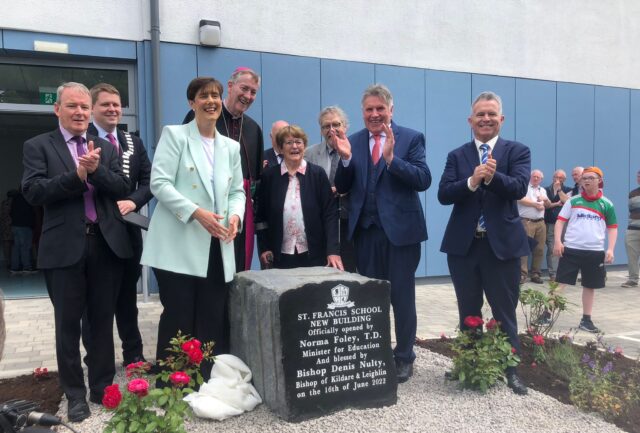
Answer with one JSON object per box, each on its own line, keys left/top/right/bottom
{"left": 127, "top": 378, "right": 149, "bottom": 397}
{"left": 187, "top": 348, "right": 204, "bottom": 365}
{"left": 531, "top": 362, "right": 537, "bottom": 368}
{"left": 485, "top": 318, "right": 498, "bottom": 330}
{"left": 532, "top": 334, "right": 545, "bottom": 346}
{"left": 102, "top": 384, "right": 122, "bottom": 409}
{"left": 463, "top": 316, "right": 484, "bottom": 328}
{"left": 181, "top": 339, "right": 202, "bottom": 354}
{"left": 169, "top": 371, "right": 191, "bottom": 386}
{"left": 511, "top": 347, "right": 517, "bottom": 354}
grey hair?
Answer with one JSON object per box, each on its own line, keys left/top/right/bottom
{"left": 361, "top": 84, "right": 393, "bottom": 108}
{"left": 471, "top": 91, "right": 503, "bottom": 115}
{"left": 56, "top": 82, "right": 90, "bottom": 104}
{"left": 318, "top": 105, "right": 349, "bottom": 130}
{"left": 229, "top": 68, "right": 261, "bottom": 87}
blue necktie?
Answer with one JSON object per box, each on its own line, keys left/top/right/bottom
{"left": 477, "top": 144, "right": 489, "bottom": 231}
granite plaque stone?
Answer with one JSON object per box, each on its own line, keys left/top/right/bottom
{"left": 230, "top": 267, "right": 397, "bottom": 421}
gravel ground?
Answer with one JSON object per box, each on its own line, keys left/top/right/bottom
{"left": 56, "top": 347, "right": 623, "bottom": 433}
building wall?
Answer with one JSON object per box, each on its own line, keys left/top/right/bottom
{"left": 1, "top": 2, "right": 639, "bottom": 276}
{"left": 0, "top": 0, "right": 639, "bottom": 89}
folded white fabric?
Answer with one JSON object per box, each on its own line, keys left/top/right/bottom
{"left": 183, "top": 354, "right": 263, "bottom": 421}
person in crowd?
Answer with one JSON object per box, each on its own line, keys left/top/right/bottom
{"left": 517, "top": 169, "right": 549, "bottom": 284}
{"left": 569, "top": 166, "right": 584, "bottom": 196}
{"left": 622, "top": 169, "right": 640, "bottom": 287}
{"left": 306, "top": 106, "right": 357, "bottom": 272}
{"left": 438, "top": 91, "right": 530, "bottom": 395}
{"left": 333, "top": 84, "right": 431, "bottom": 383}
{"left": 81, "top": 83, "right": 153, "bottom": 366}
{"left": 256, "top": 125, "right": 342, "bottom": 270}
{"left": 141, "top": 77, "right": 245, "bottom": 378}
{"left": 0, "top": 191, "right": 13, "bottom": 270}
{"left": 263, "top": 120, "right": 289, "bottom": 168}
{"left": 21, "top": 82, "right": 132, "bottom": 421}
{"left": 183, "top": 67, "right": 263, "bottom": 272}
{"left": 554, "top": 166, "right": 617, "bottom": 333}
{"left": 9, "top": 188, "right": 36, "bottom": 275}
{"left": 544, "top": 169, "right": 572, "bottom": 282}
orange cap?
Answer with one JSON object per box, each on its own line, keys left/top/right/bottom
{"left": 583, "top": 166, "right": 603, "bottom": 179}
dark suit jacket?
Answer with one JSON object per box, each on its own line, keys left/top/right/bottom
{"left": 88, "top": 124, "right": 153, "bottom": 250}
{"left": 263, "top": 147, "right": 280, "bottom": 169}
{"left": 438, "top": 137, "right": 531, "bottom": 260}
{"left": 256, "top": 162, "right": 339, "bottom": 264}
{"left": 334, "top": 122, "right": 431, "bottom": 246}
{"left": 21, "top": 128, "right": 133, "bottom": 268}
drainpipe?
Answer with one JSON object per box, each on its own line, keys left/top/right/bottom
{"left": 150, "top": 0, "right": 161, "bottom": 149}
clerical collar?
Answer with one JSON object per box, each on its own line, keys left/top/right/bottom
{"left": 223, "top": 100, "right": 243, "bottom": 120}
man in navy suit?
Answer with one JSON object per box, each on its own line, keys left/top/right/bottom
{"left": 263, "top": 120, "right": 288, "bottom": 169}
{"left": 334, "top": 84, "right": 431, "bottom": 383}
{"left": 438, "top": 91, "right": 530, "bottom": 395}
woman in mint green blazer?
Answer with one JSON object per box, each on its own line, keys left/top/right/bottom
{"left": 141, "top": 77, "right": 245, "bottom": 377}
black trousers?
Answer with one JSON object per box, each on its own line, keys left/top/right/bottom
{"left": 339, "top": 218, "right": 357, "bottom": 273}
{"left": 45, "top": 228, "right": 123, "bottom": 400}
{"left": 154, "top": 238, "right": 228, "bottom": 381}
{"left": 447, "top": 237, "right": 522, "bottom": 353}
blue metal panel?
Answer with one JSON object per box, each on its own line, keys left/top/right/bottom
{"left": 158, "top": 42, "right": 197, "bottom": 127}
{"left": 196, "top": 47, "right": 263, "bottom": 134}
{"left": 3, "top": 30, "right": 136, "bottom": 59}
{"left": 631, "top": 90, "right": 640, "bottom": 188}
{"left": 0, "top": 29, "right": 4, "bottom": 49}
{"left": 320, "top": 59, "right": 374, "bottom": 134}
{"left": 556, "top": 83, "right": 595, "bottom": 171}
{"left": 374, "top": 65, "right": 428, "bottom": 276}
{"left": 515, "top": 79, "right": 556, "bottom": 181}
{"left": 135, "top": 42, "right": 152, "bottom": 153}
{"left": 594, "top": 86, "right": 630, "bottom": 265}
{"left": 260, "top": 53, "right": 320, "bottom": 145}
{"left": 471, "top": 74, "right": 516, "bottom": 140}
{"left": 425, "top": 70, "right": 472, "bottom": 277}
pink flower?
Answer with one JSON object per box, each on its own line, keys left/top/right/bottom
{"left": 485, "top": 318, "right": 498, "bottom": 330}
{"left": 511, "top": 347, "right": 517, "bottom": 354}
{"left": 531, "top": 362, "right": 537, "bottom": 368}
{"left": 439, "top": 332, "right": 448, "bottom": 341}
{"left": 181, "top": 339, "right": 202, "bottom": 354}
{"left": 169, "top": 371, "right": 191, "bottom": 387}
{"left": 532, "top": 334, "right": 545, "bottom": 346}
{"left": 614, "top": 347, "right": 624, "bottom": 358}
{"left": 127, "top": 378, "right": 149, "bottom": 397}
{"left": 187, "top": 348, "right": 204, "bottom": 365}
{"left": 125, "top": 361, "right": 150, "bottom": 378}
{"left": 463, "top": 316, "right": 484, "bottom": 328}
{"left": 102, "top": 384, "right": 122, "bottom": 409}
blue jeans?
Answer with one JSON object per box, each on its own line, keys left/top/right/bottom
{"left": 11, "top": 226, "right": 33, "bottom": 271}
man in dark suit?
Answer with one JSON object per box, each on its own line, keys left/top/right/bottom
{"left": 438, "top": 91, "right": 530, "bottom": 395}
{"left": 263, "top": 120, "right": 288, "bottom": 168}
{"left": 306, "top": 106, "right": 356, "bottom": 272}
{"left": 334, "top": 84, "right": 431, "bottom": 383}
{"left": 21, "top": 82, "right": 132, "bottom": 421}
{"left": 84, "top": 83, "right": 153, "bottom": 366}
{"left": 183, "top": 67, "right": 264, "bottom": 271}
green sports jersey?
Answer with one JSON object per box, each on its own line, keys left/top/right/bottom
{"left": 557, "top": 192, "right": 617, "bottom": 251}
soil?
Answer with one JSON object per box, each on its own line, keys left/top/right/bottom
{"left": 416, "top": 337, "right": 640, "bottom": 433}
{"left": 0, "top": 371, "right": 62, "bottom": 416}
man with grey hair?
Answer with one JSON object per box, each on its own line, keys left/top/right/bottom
{"left": 334, "top": 84, "right": 431, "bottom": 383}
{"left": 518, "top": 169, "right": 550, "bottom": 284}
{"left": 263, "top": 119, "right": 289, "bottom": 168}
{"left": 544, "top": 169, "right": 572, "bottom": 282}
{"left": 21, "top": 82, "right": 132, "bottom": 421}
{"left": 439, "top": 91, "right": 530, "bottom": 395}
{"left": 306, "top": 106, "right": 356, "bottom": 272}
{"left": 569, "top": 166, "right": 584, "bottom": 196}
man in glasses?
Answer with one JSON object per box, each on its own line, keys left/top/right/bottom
{"left": 553, "top": 166, "right": 618, "bottom": 333}
{"left": 305, "top": 106, "right": 356, "bottom": 272}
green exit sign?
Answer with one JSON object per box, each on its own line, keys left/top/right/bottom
{"left": 39, "top": 87, "right": 57, "bottom": 105}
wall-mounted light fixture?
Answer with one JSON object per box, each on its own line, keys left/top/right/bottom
{"left": 199, "top": 20, "right": 221, "bottom": 47}
{"left": 34, "top": 40, "right": 69, "bottom": 54}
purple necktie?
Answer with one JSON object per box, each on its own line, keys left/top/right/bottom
{"left": 74, "top": 136, "right": 98, "bottom": 222}
{"left": 106, "top": 133, "right": 120, "bottom": 154}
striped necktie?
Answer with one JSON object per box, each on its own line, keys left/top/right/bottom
{"left": 477, "top": 143, "right": 489, "bottom": 231}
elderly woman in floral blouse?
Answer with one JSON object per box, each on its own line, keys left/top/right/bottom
{"left": 256, "top": 125, "right": 343, "bottom": 270}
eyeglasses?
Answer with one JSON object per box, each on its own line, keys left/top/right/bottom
{"left": 321, "top": 122, "right": 342, "bottom": 131}
{"left": 581, "top": 176, "right": 599, "bottom": 181}
{"left": 283, "top": 139, "right": 304, "bottom": 147}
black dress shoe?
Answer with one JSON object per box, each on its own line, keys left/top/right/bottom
{"left": 395, "top": 360, "right": 413, "bottom": 383}
{"left": 506, "top": 371, "right": 528, "bottom": 395}
{"left": 89, "top": 391, "right": 103, "bottom": 405}
{"left": 530, "top": 276, "right": 544, "bottom": 284}
{"left": 68, "top": 398, "right": 90, "bottom": 422}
